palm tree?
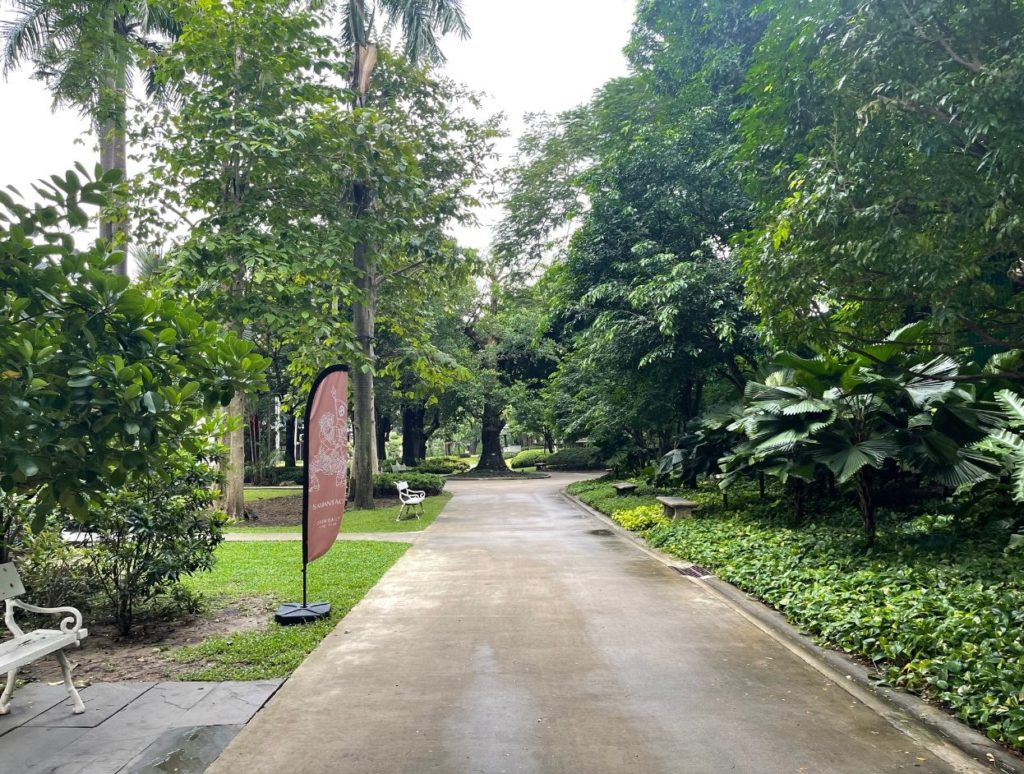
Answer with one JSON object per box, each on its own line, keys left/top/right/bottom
{"left": 341, "top": 0, "right": 469, "bottom": 509}
{"left": 2, "top": 0, "right": 180, "bottom": 274}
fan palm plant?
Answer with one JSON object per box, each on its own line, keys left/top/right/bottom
{"left": 2, "top": 0, "right": 180, "bottom": 271}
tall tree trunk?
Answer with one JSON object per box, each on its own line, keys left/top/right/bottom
{"left": 376, "top": 408, "right": 391, "bottom": 461}
{"left": 543, "top": 429, "right": 554, "bottom": 454}
{"left": 350, "top": 236, "right": 378, "bottom": 508}
{"left": 98, "top": 56, "right": 129, "bottom": 276}
{"left": 402, "top": 402, "right": 426, "bottom": 467}
{"left": 855, "top": 470, "right": 877, "bottom": 547}
{"left": 284, "top": 414, "right": 296, "bottom": 467}
{"left": 476, "top": 399, "right": 508, "bottom": 471}
{"left": 224, "top": 392, "right": 246, "bottom": 520}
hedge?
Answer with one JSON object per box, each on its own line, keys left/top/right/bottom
{"left": 546, "top": 447, "right": 604, "bottom": 470}
{"left": 373, "top": 472, "right": 446, "bottom": 497}
{"left": 509, "top": 449, "right": 549, "bottom": 469}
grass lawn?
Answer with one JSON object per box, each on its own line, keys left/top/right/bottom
{"left": 175, "top": 540, "right": 407, "bottom": 680}
{"left": 244, "top": 486, "right": 303, "bottom": 502}
{"left": 225, "top": 492, "right": 451, "bottom": 534}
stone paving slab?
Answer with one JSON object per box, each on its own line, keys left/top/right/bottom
{"left": 0, "top": 679, "right": 282, "bottom": 774}
{"left": 0, "top": 681, "right": 69, "bottom": 736}
{"left": 124, "top": 724, "right": 244, "bottom": 774}
{"left": 1, "top": 725, "right": 91, "bottom": 773}
{"left": 26, "top": 682, "right": 154, "bottom": 728}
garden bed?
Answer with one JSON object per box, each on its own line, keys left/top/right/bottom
{"left": 17, "top": 540, "right": 408, "bottom": 685}
{"left": 567, "top": 478, "right": 1024, "bottom": 754}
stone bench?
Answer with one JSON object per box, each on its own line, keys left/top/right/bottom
{"left": 612, "top": 482, "right": 637, "bottom": 496}
{"left": 656, "top": 496, "right": 699, "bottom": 520}
{"left": 535, "top": 462, "right": 547, "bottom": 471}
{"left": 0, "top": 562, "right": 88, "bottom": 716}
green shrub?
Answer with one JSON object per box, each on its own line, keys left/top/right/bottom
{"left": 612, "top": 505, "right": 667, "bottom": 532}
{"left": 416, "top": 457, "right": 470, "bottom": 475}
{"left": 83, "top": 450, "right": 225, "bottom": 635}
{"left": 14, "top": 528, "right": 99, "bottom": 612}
{"left": 373, "top": 472, "right": 446, "bottom": 497}
{"left": 547, "top": 447, "right": 604, "bottom": 470}
{"left": 509, "top": 449, "right": 549, "bottom": 469}
{"left": 271, "top": 466, "right": 304, "bottom": 485}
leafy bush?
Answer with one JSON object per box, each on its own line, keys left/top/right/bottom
{"left": 509, "top": 449, "right": 549, "bottom": 469}
{"left": 574, "top": 477, "right": 1024, "bottom": 751}
{"left": 0, "top": 167, "right": 268, "bottom": 528}
{"left": 416, "top": 457, "right": 470, "bottom": 474}
{"left": 14, "top": 528, "right": 99, "bottom": 612}
{"left": 612, "top": 505, "right": 667, "bottom": 532}
{"left": 372, "top": 472, "right": 446, "bottom": 497}
{"left": 83, "top": 450, "right": 226, "bottom": 635}
{"left": 546, "top": 447, "right": 604, "bottom": 470}
{"left": 271, "top": 466, "right": 304, "bottom": 485}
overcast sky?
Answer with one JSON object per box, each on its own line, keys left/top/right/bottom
{"left": 0, "top": 0, "right": 634, "bottom": 251}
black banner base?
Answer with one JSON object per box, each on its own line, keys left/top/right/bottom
{"left": 274, "top": 602, "right": 331, "bottom": 625}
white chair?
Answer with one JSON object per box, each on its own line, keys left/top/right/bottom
{"left": 395, "top": 481, "right": 426, "bottom": 521}
{"left": 0, "top": 562, "right": 88, "bottom": 716}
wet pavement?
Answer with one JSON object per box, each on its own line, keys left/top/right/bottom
{"left": 0, "top": 679, "right": 281, "bottom": 773}
{"left": 207, "top": 473, "right": 971, "bottom": 774}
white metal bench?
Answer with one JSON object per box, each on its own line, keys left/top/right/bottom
{"left": 0, "top": 562, "right": 88, "bottom": 715}
{"left": 395, "top": 481, "right": 425, "bottom": 521}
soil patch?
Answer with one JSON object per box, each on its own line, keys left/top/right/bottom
{"left": 17, "top": 596, "right": 270, "bottom": 685}
{"left": 239, "top": 495, "right": 402, "bottom": 526}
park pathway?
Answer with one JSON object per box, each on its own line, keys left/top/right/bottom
{"left": 208, "top": 473, "right": 972, "bottom": 774}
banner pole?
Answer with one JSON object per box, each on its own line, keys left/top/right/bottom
{"left": 275, "top": 364, "right": 348, "bottom": 625}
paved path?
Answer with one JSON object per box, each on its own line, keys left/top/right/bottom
{"left": 0, "top": 679, "right": 281, "bottom": 773}
{"left": 209, "top": 474, "right": 969, "bottom": 774}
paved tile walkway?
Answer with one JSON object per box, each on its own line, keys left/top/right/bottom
{"left": 207, "top": 473, "right": 978, "bottom": 774}
{"left": 0, "top": 679, "right": 281, "bottom": 773}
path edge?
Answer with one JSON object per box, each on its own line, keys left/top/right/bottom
{"left": 562, "top": 490, "right": 1023, "bottom": 774}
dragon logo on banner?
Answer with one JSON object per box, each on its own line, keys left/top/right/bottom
{"left": 309, "top": 384, "right": 347, "bottom": 493}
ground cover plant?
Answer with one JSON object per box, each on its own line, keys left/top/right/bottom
{"left": 567, "top": 478, "right": 1024, "bottom": 751}
{"left": 175, "top": 540, "right": 408, "bottom": 680}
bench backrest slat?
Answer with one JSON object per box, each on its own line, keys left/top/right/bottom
{"left": 0, "top": 562, "right": 25, "bottom": 601}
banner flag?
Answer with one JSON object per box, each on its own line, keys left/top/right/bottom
{"left": 304, "top": 365, "right": 349, "bottom": 564}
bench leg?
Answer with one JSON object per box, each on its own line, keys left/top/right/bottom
{"left": 397, "top": 503, "right": 406, "bottom": 522}
{"left": 55, "top": 650, "right": 85, "bottom": 715}
{"left": 0, "top": 668, "right": 15, "bottom": 715}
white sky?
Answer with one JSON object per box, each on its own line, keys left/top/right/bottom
{"left": 0, "top": 0, "right": 634, "bottom": 251}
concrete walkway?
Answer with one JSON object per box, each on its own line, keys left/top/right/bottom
{"left": 208, "top": 474, "right": 971, "bottom": 774}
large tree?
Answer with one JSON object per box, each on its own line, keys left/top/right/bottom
{"left": 340, "top": 0, "right": 470, "bottom": 508}
{"left": 736, "top": 0, "right": 1024, "bottom": 358}
{"left": 2, "top": 0, "right": 180, "bottom": 268}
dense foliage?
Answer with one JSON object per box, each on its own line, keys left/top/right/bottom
{"left": 372, "top": 472, "right": 446, "bottom": 498}
{"left": 0, "top": 167, "right": 267, "bottom": 533}
{"left": 83, "top": 447, "right": 225, "bottom": 635}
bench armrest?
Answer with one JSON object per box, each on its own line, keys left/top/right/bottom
{"left": 6, "top": 599, "right": 84, "bottom": 635}
{"left": 407, "top": 489, "right": 426, "bottom": 497}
